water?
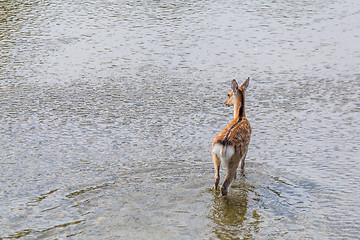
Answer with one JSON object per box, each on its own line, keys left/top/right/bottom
{"left": 1, "top": 0, "right": 359, "bottom": 239}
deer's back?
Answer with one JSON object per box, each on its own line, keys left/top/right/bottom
{"left": 213, "top": 117, "right": 251, "bottom": 152}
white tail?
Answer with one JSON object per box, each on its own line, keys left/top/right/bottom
{"left": 212, "top": 143, "right": 235, "bottom": 167}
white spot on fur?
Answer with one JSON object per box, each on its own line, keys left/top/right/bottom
{"left": 212, "top": 143, "right": 235, "bottom": 167}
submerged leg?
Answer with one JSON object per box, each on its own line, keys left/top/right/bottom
{"left": 220, "top": 161, "right": 238, "bottom": 196}
{"left": 212, "top": 153, "right": 220, "bottom": 190}
{"left": 240, "top": 158, "right": 245, "bottom": 171}
{"left": 240, "top": 150, "right": 248, "bottom": 172}
{"left": 239, "top": 154, "right": 247, "bottom": 177}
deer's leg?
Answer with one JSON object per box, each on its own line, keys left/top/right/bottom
{"left": 239, "top": 153, "right": 247, "bottom": 178}
{"left": 240, "top": 157, "right": 245, "bottom": 172}
{"left": 240, "top": 149, "right": 249, "bottom": 172}
{"left": 212, "top": 153, "right": 220, "bottom": 190}
{"left": 220, "top": 160, "right": 239, "bottom": 196}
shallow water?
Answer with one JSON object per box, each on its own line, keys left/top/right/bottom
{"left": 1, "top": 0, "right": 359, "bottom": 239}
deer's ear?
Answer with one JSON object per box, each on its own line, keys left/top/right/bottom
{"left": 231, "top": 79, "right": 239, "bottom": 94}
{"left": 241, "top": 77, "right": 250, "bottom": 91}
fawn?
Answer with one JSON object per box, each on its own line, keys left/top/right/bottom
{"left": 211, "top": 78, "right": 251, "bottom": 195}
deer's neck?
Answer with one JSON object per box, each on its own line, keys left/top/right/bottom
{"left": 233, "top": 93, "right": 245, "bottom": 121}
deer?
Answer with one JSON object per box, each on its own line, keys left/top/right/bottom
{"left": 211, "top": 78, "right": 251, "bottom": 195}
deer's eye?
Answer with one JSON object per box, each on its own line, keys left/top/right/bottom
{"left": 228, "top": 94, "right": 230, "bottom": 97}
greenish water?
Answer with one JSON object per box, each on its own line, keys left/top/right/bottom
{"left": 1, "top": 0, "right": 359, "bottom": 239}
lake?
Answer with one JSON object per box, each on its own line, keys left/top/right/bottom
{"left": 1, "top": 0, "right": 359, "bottom": 239}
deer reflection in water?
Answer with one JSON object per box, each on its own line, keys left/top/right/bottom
{"left": 208, "top": 181, "right": 261, "bottom": 239}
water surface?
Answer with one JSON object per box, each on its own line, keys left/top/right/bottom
{"left": 1, "top": 0, "right": 359, "bottom": 239}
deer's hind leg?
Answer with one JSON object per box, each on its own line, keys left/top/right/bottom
{"left": 212, "top": 152, "right": 220, "bottom": 191}
{"left": 220, "top": 157, "right": 239, "bottom": 196}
